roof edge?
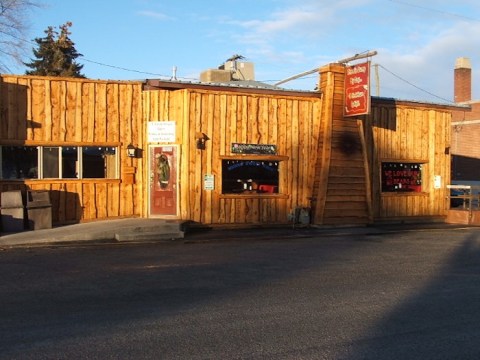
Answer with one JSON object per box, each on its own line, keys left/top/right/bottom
{"left": 372, "top": 96, "right": 470, "bottom": 111}
{"left": 143, "top": 79, "right": 322, "bottom": 97}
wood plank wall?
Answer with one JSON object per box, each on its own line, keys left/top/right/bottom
{"left": 364, "top": 100, "right": 451, "bottom": 220}
{"left": 0, "top": 75, "right": 144, "bottom": 224}
{"left": 144, "top": 88, "right": 323, "bottom": 224}
{"left": 313, "top": 63, "right": 452, "bottom": 224}
{"left": 0, "top": 72, "right": 452, "bottom": 226}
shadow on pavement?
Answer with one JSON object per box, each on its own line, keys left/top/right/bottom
{"left": 345, "top": 231, "right": 480, "bottom": 359}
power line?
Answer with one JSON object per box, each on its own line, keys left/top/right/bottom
{"left": 376, "top": 64, "right": 454, "bottom": 104}
{"left": 388, "top": 0, "right": 480, "bottom": 22}
{"left": 1, "top": 30, "right": 197, "bottom": 80}
{"left": 81, "top": 58, "right": 171, "bottom": 78}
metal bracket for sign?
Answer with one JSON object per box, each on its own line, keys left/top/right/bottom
{"left": 274, "top": 51, "right": 377, "bottom": 86}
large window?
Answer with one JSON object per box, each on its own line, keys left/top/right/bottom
{"left": 222, "top": 158, "right": 280, "bottom": 194}
{"left": 381, "top": 162, "right": 423, "bottom": 192}
{"left": 0, "top": 145, "right": 118, "bottom": 180}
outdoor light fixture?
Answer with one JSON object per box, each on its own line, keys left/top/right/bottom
{"left": 126, "top": 144, "right": 137, "bottom": 158}
{"left": 196, "top": 133, "right": 210, "bottom": 150}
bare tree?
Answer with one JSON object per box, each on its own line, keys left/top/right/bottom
{"left": 0, "top": 0, "right": 40, "bottom": 73}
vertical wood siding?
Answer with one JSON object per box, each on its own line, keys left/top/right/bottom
{"left": 364, "top": 101, "right": 451, "bottom": 220}
{"left": 314, "top": 64, "right": 452, "bottom": 224}
{"left": 0, "top": 75, "right": 144, "bottom": 224}
{"left": 144, "top": 89, "right": 323, "bottom": 224}
{"left": 0, "top": 71, "right": 453, "bottom": 227}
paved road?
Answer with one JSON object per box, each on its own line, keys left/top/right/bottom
{"left": 1, "top": 227, "right": 480, "bottom": 359}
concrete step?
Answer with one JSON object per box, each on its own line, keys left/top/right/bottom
{"left": 121, "top": 225, "right": 183, "bottom": 234}
{"left": 115, "top": 230, "right": 184, "bottom": 242}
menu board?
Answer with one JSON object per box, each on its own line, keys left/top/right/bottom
{"left": 381, "top": 162, "right": 422, "bottom": 192}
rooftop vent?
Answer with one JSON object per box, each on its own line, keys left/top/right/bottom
{"left": 200, "top": 56, "right": 255, "bottom": 83}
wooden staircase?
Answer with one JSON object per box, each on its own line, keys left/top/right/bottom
{"left": 312, "top": 64, "right": 372, "bottom": 226}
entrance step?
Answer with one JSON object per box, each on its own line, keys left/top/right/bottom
{"left": 115, "top": 230, "right": 184, "bottom": 242}
{"left": 114, "top": 220, "right": 185, "bottom": 242}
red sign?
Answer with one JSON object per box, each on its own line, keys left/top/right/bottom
{"left": 344, "top": 61, "right": 370, "bottom": 116}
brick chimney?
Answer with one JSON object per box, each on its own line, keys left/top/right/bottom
{"left": 454, "top": 57, "right": 472, "bottom": 103}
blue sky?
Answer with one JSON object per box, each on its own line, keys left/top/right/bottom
{"left": 8, "top": 0, "right": 480, "bottom": 103}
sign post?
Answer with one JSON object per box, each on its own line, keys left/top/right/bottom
{"left": 344, "top": 61, "right": 371, "bottom": 117}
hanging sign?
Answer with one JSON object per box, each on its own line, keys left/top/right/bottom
{"left": 344, "top": 61, "right": 370, "bottom": 117}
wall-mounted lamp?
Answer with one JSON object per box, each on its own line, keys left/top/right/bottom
{"left": 196, "top": 133, "right": 210, "bottom": 150}
{"left": 126, "top": 143, "right": 137, "bottom": 158}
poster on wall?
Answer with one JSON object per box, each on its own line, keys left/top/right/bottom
{"left": 344, "top": 61, "right": 371, "bottom": 117}
{"left": 148, "top": 121, "right": 176, "bottom": 143}
{"left": 204, "top": 174, "right": 215, "bottom": 190}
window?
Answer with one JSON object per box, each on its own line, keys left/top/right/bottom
{"left": 62, "top": 147, "right": 79, "bottom": 178}
{"left": 42, "top": 147, "right": 78, "bottom": 178}
{"left": 381, "top": 162, "right": 423, "bottom": 192}
{"left": 222, "top": 158, "right": 280, "bottom": 194}
{"left": 42, "top": 147, "right": 60, "bottom": 178}
{"left": 82, "top": 146, "right": 117, "bottom": 178}
{"left": 0, "top": 145, "right": 118, "bottom": 180}
{"left": 0, "top": 146, "right": 38, "bottom": 179}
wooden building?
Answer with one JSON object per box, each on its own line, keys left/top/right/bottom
{"left": 0, "top": 63, "right": 460, "bottom": 228}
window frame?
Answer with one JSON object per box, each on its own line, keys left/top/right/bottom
{"left": 380, "top": 159, "right": 426, "bottom": 194}
{"left": 219, "top": 155, "right": 289, "bottom": 199}
{"left": 0, "top": 144, "right": 120, "bottom": 180}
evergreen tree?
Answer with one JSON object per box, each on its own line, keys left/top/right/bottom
{"left": 24, "top": 22, "right": 85, "bottom": 78}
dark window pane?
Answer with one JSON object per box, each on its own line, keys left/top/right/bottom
{"left": 42, "top": 147, "right": 59, "bottom": 178}
{"left": 222, "top": 159, "right": 279, "bottom": 194}
{"left": 1, "top": 146, "right": 38, "bottom": 179}
{"left": 62, "top": 147, "right": 78, "bottom": 178}
{"left": 82, "top": 146, "right": 116, "bottom": 179}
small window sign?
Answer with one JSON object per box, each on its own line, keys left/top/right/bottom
{"left": 204, "top": 174, "right": 215, "bottom": 190}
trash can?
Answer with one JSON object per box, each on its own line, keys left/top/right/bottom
{"left": 26, "top": 190, "right": 52, "bottom": 230}
{"left": 1, "top": 190, "right": 25, "bottom": 232}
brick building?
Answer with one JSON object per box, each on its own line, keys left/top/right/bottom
{"left": 451, "top": 57, "right": 480, "bottom": 182}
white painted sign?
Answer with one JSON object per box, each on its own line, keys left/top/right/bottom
{"left": 148, "top": 121, "right": 176, "bottom": 143}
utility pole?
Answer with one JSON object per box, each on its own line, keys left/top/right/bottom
{"left": 373, "top": 63, "right": 380, "bottom": 96}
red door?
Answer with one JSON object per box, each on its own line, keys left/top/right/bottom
{"left": 149, "top": 146, "right": 177, "bottom": 216}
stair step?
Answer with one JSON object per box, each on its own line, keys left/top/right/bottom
{"left": 115, "top": 231, "right": 184, "bottom": 242}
